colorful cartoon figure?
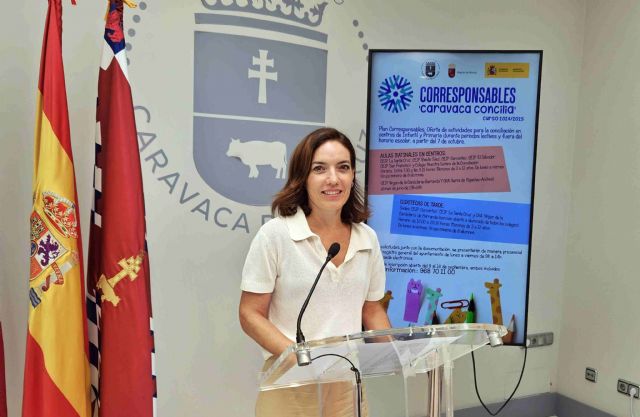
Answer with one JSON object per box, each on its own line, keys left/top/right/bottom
{"left": 484, "top": 278, "right": 504, "bottom": 325}
{"left": 403, "top": 279, "right": 423, "bottom": 323}
{"left": 444, "top": 308, "right": 467, "bottom": 324}
{"left": 423, "top": 287, "right": 442, "bottom": 325}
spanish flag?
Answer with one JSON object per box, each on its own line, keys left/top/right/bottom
{"left": 87, "top": 1, "right": 157, "bottom": 416}
{"left": 23, "top": 1, "right": 90, "bottom": 417}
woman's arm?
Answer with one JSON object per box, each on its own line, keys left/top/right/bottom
{"left": 362, "top": 300, "right": 392, "bottom": 331}
{"left": 239, "top": 291, "right": 293, "bottom": 357}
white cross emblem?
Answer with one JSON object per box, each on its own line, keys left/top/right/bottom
{"left": 248, "top": 49, "right": 278, "bottom": 104}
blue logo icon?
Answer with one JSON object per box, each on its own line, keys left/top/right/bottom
{"left": 378, "top": 75, "right": 413, "bottom": 113}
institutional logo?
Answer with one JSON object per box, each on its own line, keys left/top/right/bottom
{"left": 193, "top": 0, "right": 329, "bottom": 206}
{"left": 129, "top": 0, "right": 372, "bottom": 232}
{"left": 378, "top": 75, "right": 413, "bottom": 113}
{"left": 448, "top": 63, "right": 456, "bottom": 78}
{"left": 485, "top": 62, "right": 530, "bottom": 78}
{"left": 422, "top": 61, "right": 439, "bottom": 79}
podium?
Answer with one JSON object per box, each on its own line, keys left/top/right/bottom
{"left": 258, "top": 323, "right": 507, "bottom": 417}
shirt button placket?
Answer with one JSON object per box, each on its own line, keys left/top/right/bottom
{"left": 329, "top": 264, "right": 340, "bottom": 283}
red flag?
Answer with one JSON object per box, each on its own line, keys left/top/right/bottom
{"left": 87, "top": 1, "right": 156, "bottom": 416}
{"left": 23, "top": 1, "right": 90, "bottom": 416}
{"left": 1, "top": 323, "right": 7, "bottom": 417}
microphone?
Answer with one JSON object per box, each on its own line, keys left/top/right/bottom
{"left": 327, "top": 242, "right": 341, "bottom": 261}
{"left": 295, "top": 242, "right": 340, "bottom": 366}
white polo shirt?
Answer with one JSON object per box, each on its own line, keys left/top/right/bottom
{"left": 241, "top": 208, "right": 386, "bottom": 355}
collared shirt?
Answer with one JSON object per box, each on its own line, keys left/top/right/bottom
{"left": 241, "top": 208, "right": 386, "bottom": 355}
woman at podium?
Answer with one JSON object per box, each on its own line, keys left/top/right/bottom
{"left": 239, "top": 127, "right": 391, "bottom": 416}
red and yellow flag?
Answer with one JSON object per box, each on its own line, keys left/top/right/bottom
{"left": 23, "top": 1, "right": 90, "bottom": 417}
{"left": 86, "top": 1, "right": 157, "bottom": 416}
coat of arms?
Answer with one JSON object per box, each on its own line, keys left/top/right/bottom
{"left": 193, "top": 0, "right": 329, "bottom": 206}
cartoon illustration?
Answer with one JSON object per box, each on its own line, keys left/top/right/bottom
{"left": 441, "top": 298, "right": 469, "bottom": 324}
{"left": 444, "top": 308, "right": 467, "bottom": 324}
{"left": 423, "top": 287, "right": 442, "bottom": 325}
{"left": 484, "top": 278, "right": 504, "bottom": 325}
{"left": 403, "top": 279, "right": 423, "bottom": 323}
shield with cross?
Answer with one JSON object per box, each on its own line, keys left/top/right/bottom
{"left": 192, "top": 6, "right": 328, "bottom": 206}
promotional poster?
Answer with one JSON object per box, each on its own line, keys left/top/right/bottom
{"left": 367, "top": 51, "right": 542, "bottom": 345}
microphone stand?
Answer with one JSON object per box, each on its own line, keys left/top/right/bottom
{"left": 295, "top": 243, "right": 339, "bottom": 366}
{"left": 292, "top": 243, "right": 363, "bottom": 417}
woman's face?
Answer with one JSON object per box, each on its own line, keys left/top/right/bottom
{"left": 305, "top": 140, "right": 354, "bottom": 216}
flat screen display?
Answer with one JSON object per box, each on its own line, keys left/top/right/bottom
{"left": 366, "top": 50, "right": 542, "bottom": 345}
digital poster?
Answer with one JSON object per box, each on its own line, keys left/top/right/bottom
{"left": 366, "top": 51, "right": 542, "bottom": 345}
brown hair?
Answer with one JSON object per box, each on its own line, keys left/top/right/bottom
{"left": 272, "top": 127, "right": 370, "bottom": 223}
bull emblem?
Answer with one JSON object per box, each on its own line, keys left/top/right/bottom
{"left": 226, "top": 138, "right": 287, "bottom": 179}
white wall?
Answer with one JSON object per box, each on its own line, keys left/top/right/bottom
{"left": 557, "top": 1, "right": 640, "bottom": 415}
{"left": 0, "top": 1, "right": 587, "bottom": 416}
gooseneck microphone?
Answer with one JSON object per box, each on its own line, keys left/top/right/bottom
{"left": 295, "top": 242, "right": 340, "bottom": 366}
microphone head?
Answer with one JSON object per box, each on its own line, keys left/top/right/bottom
{"left": 327, "top": 242, "right": 341, "bottom": 259}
